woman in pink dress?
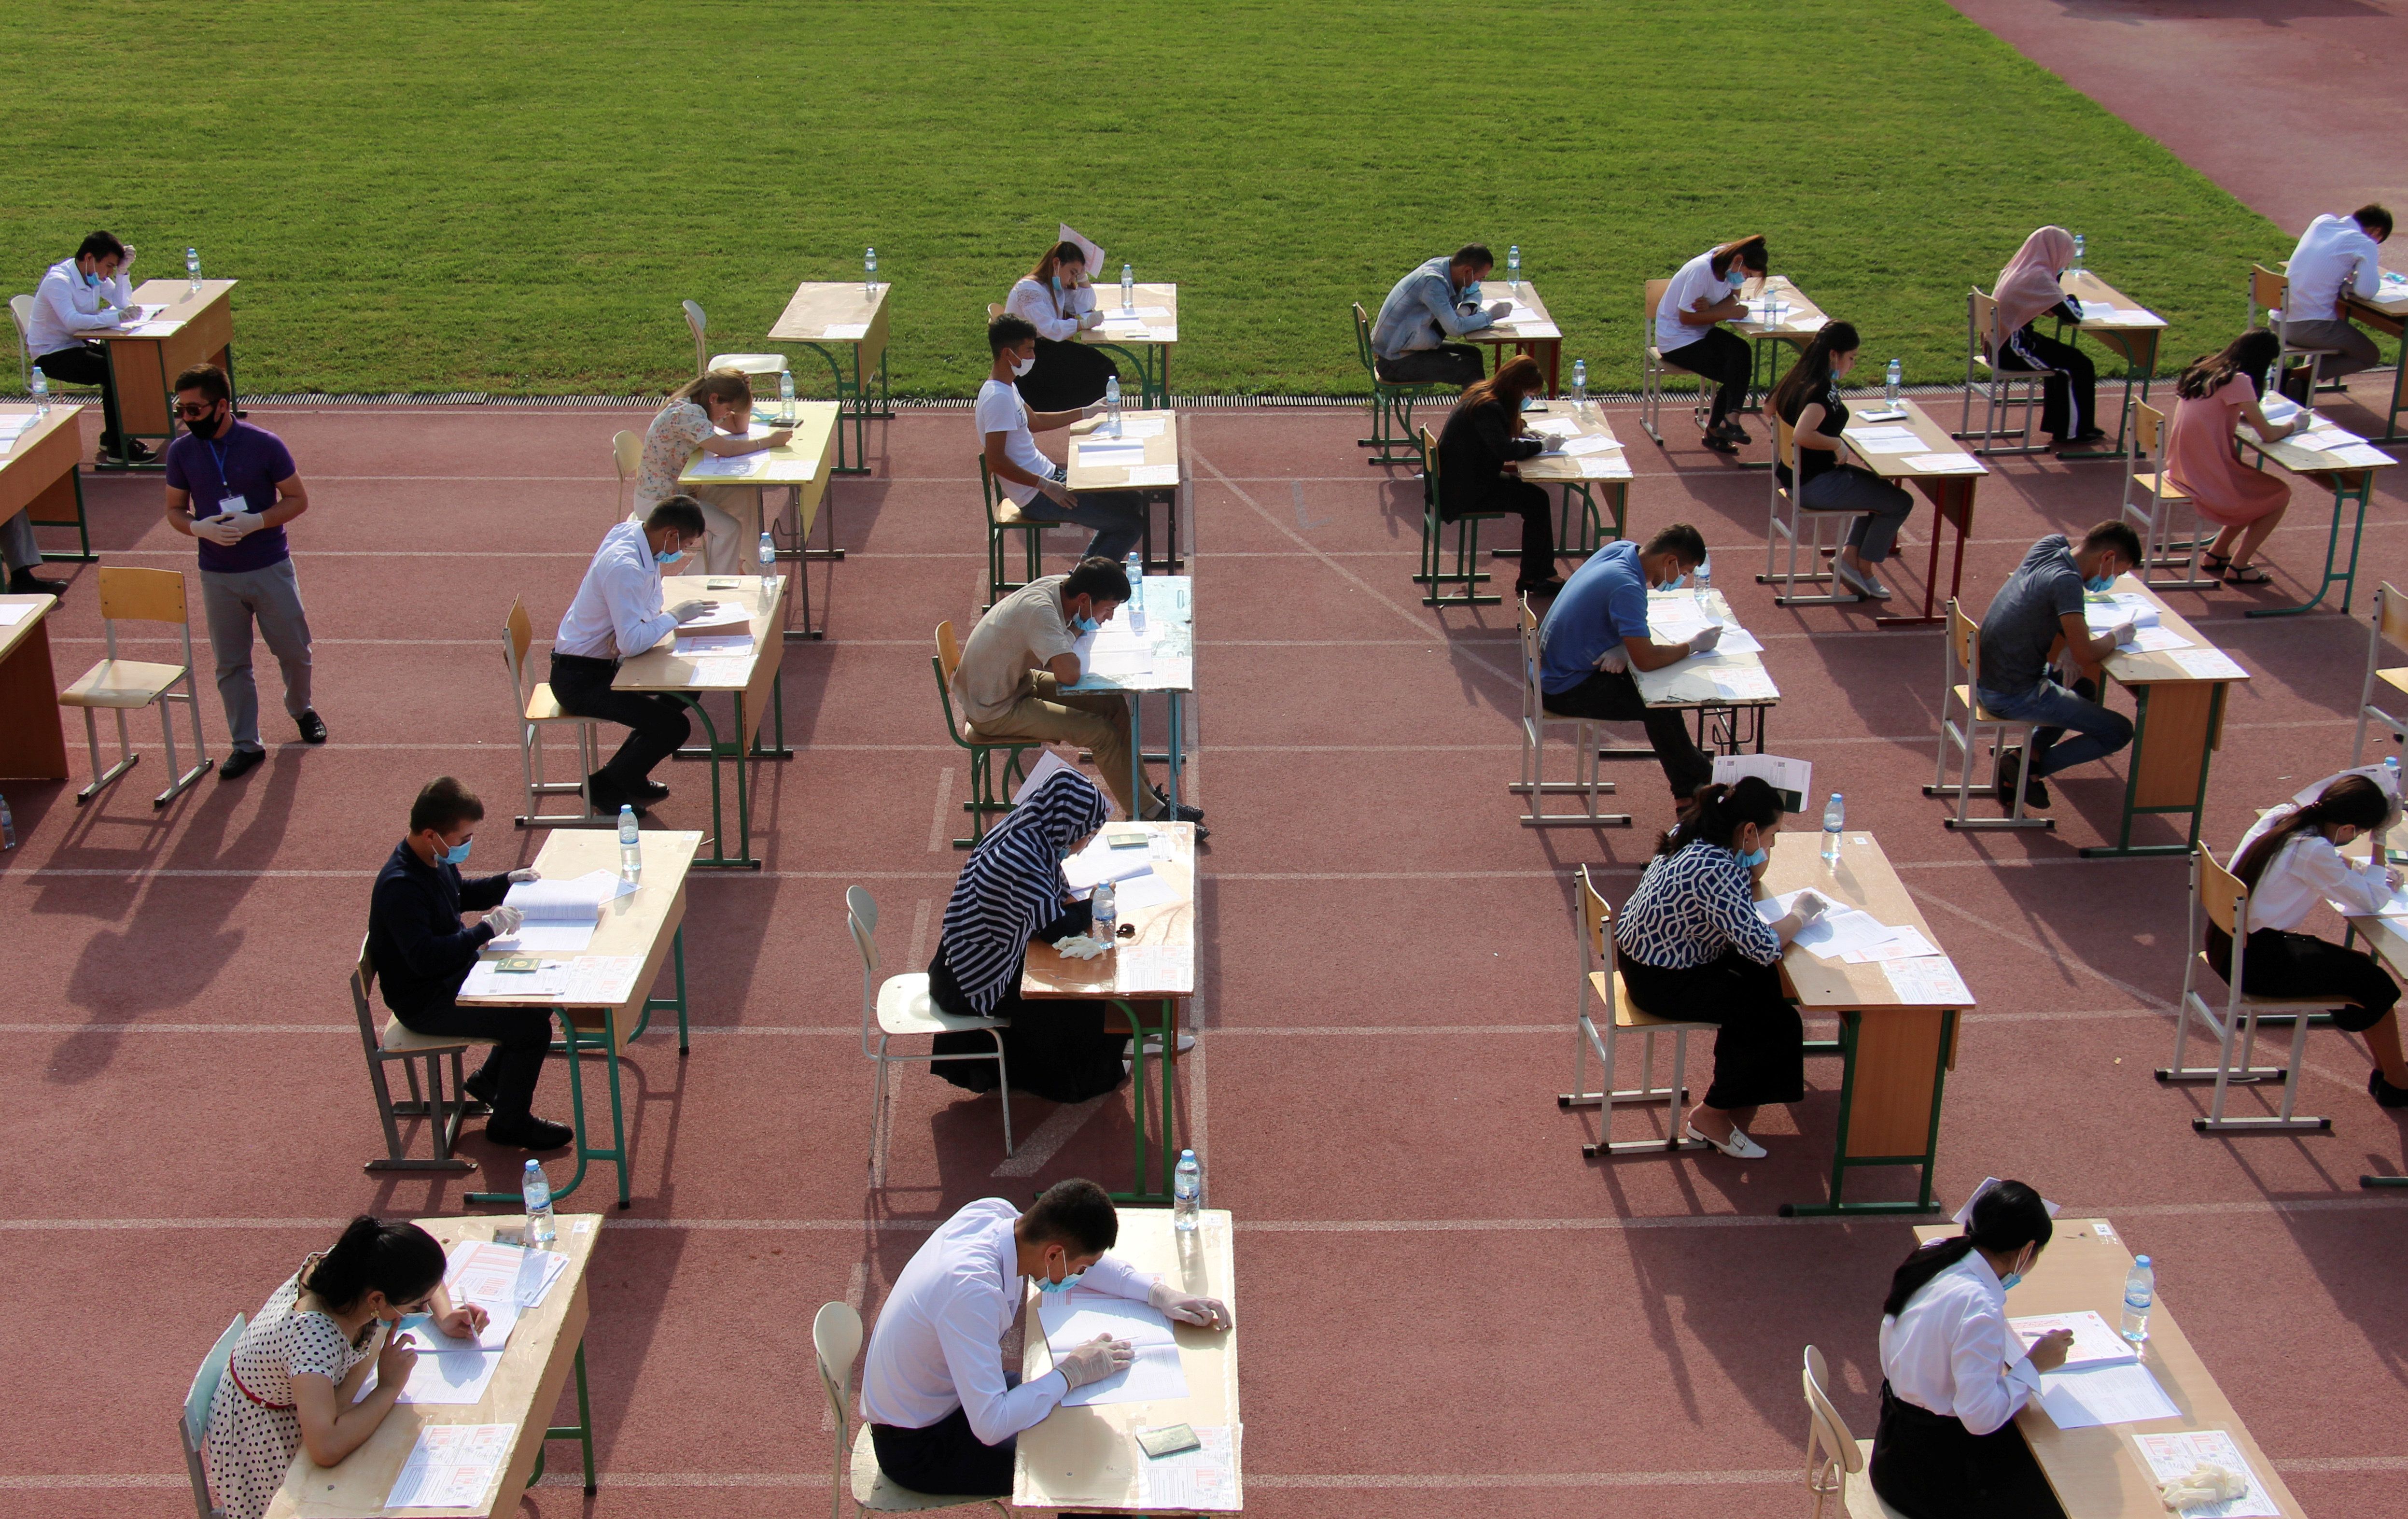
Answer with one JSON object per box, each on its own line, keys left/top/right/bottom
{"left": 2164, "top": 328, "right": 2305, "bottom": 585}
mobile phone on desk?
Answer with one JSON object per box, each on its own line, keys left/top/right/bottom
{"left": 1137, "top": 1424, "right": 1201, "bottom": 1459}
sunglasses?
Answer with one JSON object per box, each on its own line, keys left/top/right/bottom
{"left": 174, "top": 401, "right": 219, "bottom": 420}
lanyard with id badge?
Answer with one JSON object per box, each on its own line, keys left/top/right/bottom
{"left": 206, "top": 438, "right": 249, "bottom": 528}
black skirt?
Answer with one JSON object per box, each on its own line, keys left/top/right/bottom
{"left": 1612, "top": 948, "right": 1805, "bottom": 1109}
{"left": 1014, "top": 338, "right": 1120, "bottom": 412}
{"left": 925, "top": 907, "right": 1126, "bottom": 1104}
{"left": 1868, "top": 1381, "right": 2063, "bottom": 1519}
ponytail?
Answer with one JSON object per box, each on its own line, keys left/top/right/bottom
{"left": 301, "top": 1215, "right": 446, "bottom": 1313}
{"left": 1882, "top": 1180, "right": 2053, "bottom": 1316}
{"left": 1766, "top": 320, "right": 1861, "bottom": 422}
{"left": 2233, "top": 774, "right": 2392, "bottom": 890}
{"left": 1656, "top": 775, "right": 1784, "bottom": 858}
{"left": 671, "top": 368, "right": 755, "bottom": 412}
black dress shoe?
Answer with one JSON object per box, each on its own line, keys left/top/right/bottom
{"left": 218, "top": 746, "right": 265, "bottom": 781}
{"left": 1995, "top": 748, "right": 2048, "bottom": 811}
{"left": 635, "top": 777, "right": 671, "bottom": 801}
{"left": 98, "top": 437, "right": 156, "bottom": 464}
{"left": 586, "top": 773, "right": 646, "bottom": 815}
{"left": 486, "top": 1115, "right": 575, "bottom": 1152}
{"left": 462, "top": 1067, "right": 500, "bottom": 1107}
{"left": 295, "top": 709, "right": 327, "bottom": 744}
{"left": 7, "top": 570, "right": 67, "bottom": 598}
{"left": 2371, "top": 1069, "right": 2408, "bottom": 1109}
{"left": 1516, "top": 577, "right": 1567, "bottom": 598}
{"left": 1149, "top": 785, "right": 1204, "bottom": 825}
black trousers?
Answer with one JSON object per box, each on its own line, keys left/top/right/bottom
{"left": 1997, "top": 326, "right": 2099, "bottom": 442}
{"left": 35, "top": 343, "right": 126, "bottom": 446}
{"left": 2207, "top": 926, "right": 2396, "bottom": 1032}
{"left": 926, "top": 906, "right": 1127, "bottom": 1104}
{"left": 871, "top": 1402, "right": 1015, "bottom": 1498}
{"left": 1869, "top": 1382, "right": 2064, "bottom": 1519}
{"left": 1375, "top": 344, "right": 1485, "bottom": 388}
{"left": 1613, "top": 948, "right": 1804, "bottom": 1109}
{"left": 1660, "top": 327, "right": 1751, "bottom": 423}
{"left": 392, "top": 997, "right": 552, "bottom": 1124}
{"left": 546, "top": 652, "right": 692, "bottom": 789}
{"left": 1015, "top": 338, "right": 1120, "bottom": 412}
{"left": 1450, "top": 477, "right": 1556, "bottom": 588}
{"left": 1539, "top": 668, "right": 1713, "bottom": 801}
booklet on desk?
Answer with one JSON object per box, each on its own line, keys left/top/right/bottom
{"left": 504, "top": 871, "right": 636, "bottom": 923}
{"left": 2009, "top": 1309, "right": 2136, "bottom": 1369}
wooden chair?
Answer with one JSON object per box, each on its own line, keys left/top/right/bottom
{"left": 1923, "top": 598, "right": 2050, "bottom": 831}
{"left": 1413, "top": 424, "right": 1512, "bottom": 607}
{"left": 2249, "top": 263, "right": 2345, "bottom": 404}
{"left": 976, "top": 455, "right": 1047, "bottom": 611}
{"left": 611, "top": 429, "right": 642, "bottom": 521}
{"left": 1762, "top": 413, "right": 1857, "bottom": 606}
{"left": 1557, "top": 864, "right": 1710, "bottom": 1156}
{"left": 812, "top": 1301, "right": 1009, "bottom": 1519}
{"left": 932, "top": 620, "right": 1038, "bottom": 848}
{"left": 847, "top": 886, "right": 1013, "bottom": 1173}
{"left": 179, "top": 1312, "right": 246, "bottom": 1519}
{"left": 1510, "top": 593, "right": 1627, "bottom": 828}
{"left": 1801, "top": 1345, "right": 1908, "bottom": 1519}
{"left": 2119, "top": 400, "right": 2214, "bottom": 590}
{"left": 59, "top": 566, "right": 211, "bottom": 806}
{"left": 681, "top": 299, "right": 788, "bottom": 390}
{"left": 2353, "top": 581, "right": 2408, "bottom": 764}
{"left": 1638, "top": 277, "right": 1717, "bottom": 445}
{"left": 2161, "top": 843, "right": 2344, "bottom": 1132}
{"left": 503, "top": 597, "right": 605, "bottom": 828}
{"left": 1352, "top": 300, "right": 1456, "bottom": 466}
{"left": 350, "top": 933, "right": 486, "bottom": 1173}
{"left": 1955, "top": 288, "right": 2058, "bottom": 456}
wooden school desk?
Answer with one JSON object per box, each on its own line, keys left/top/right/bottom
{"left": 262, "top": 1212, "right": 603, "bottom": 1519}
{"left": 1634, "top": 585, "right": 1780, "bottom": 760}
{"left": 1065, "top": 575, "right": 1194, "bottom": 814}
{"left": 99, "top": 279, "right": 239, "bottom": 469}
{"left": 1836, "top": 398, "right": 1987, "bottom": 629}
{"left": 2333, "top": 869, "right": 2408, "bottom": 1188}
{"left": 0, "top": 401, "right": 95, "bottom": 562}
{"left": 677, "top": 401, "right": 839, "bottom": 639}
{"left": 0, "top": 593, "right": 68, "bottom": 781}
{"left": 1065, "top": 409, "right": 1183, "bottom": 574}
{"left": 1464, "top": 276, "right": 1564, "bottom": 395}
{"left": 1732, "top": 275, "right": 1830, "bottom": 428}
{"left": 1078, "top": 283, "right": 1177, "bottom": 409}
{"left": 1022, "top": 822, "right": 1199, "bottom": 1204}
{"left": 765, "top": 281, "right": 892, "bottom": 475}
{"left": 2082, "top": 575, "right": 2244, "bottom": 858}
{"left": 2235, "top": 408, "right": 2396, "bottom": 618}
{"left": 1015, "top": 1207, "right": 1241, "bottom": 1514}
{"left": 1765, "top": 831, "right": 1960, "bottom": 1217}
{"left": 457, "top": 829, "right": 699, "bottom": 1209}
{"left": 2055, "top": 268, "right": 2168, "bottom": 457}
{"left": 1913, "top": 1217, "right": 2310, "bottom": 1519}
{"left": 1513, "top": 398, "right": 1629, "bottom": 559}
{"left": 614, "top": 574, "right": 788, "bottom": 869}
{"left": 2327, "top": 264, "right": 2408, "bottom": 443}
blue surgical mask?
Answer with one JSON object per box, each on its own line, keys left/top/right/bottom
{"left": 84, "top": 269, "right": 99, "bottom": 286}
{"left": 1737, "top": 847, "right": 1768, "bottom": 869}
{"left": 1034, "top": 1258, "right": 1085, "bottom": 1294}
{"left": 1074, "top": 614, "right": 1100, "bottom": 634}
{"left": 657, "top": 549, "right": 685, "bottom": 566}
{"left": 1662, "top": 573, "right": 1688, "bottom": 591}
{"left": 2000, "top": 1270, "right": 2024, "bottom": 1292}
{"left": 2084, "top": 574, "right": 2113, "bottom": 593}
{"left": 436, "top": 837, "right": 472, "bottom": 866}
{"left": 1051, "top": 276, "right": 1064, "bottom": 295}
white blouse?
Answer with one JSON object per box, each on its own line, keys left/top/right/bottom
{"left": 2226, "top": 803, "right": 2392, "bottom": 932}
{"left": 1006, "top": 278, "right": 1095, "bottom": 342}
{"left": 1878, "top": 1250, "right": 2040, "bottom": 1435}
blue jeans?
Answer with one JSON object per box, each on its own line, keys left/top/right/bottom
{"left": 1976, "top": 679, "right": 2132, "bottom": 778}
{"left": 1020, "top": 486, "right": 1147, "bottom": 564}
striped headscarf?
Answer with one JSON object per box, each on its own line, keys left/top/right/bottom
{"left": 938, "top": 769, "right": 1113, "bottom": 1014}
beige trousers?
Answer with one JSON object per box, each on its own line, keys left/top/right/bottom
{"left": 966, "top": 673, "right": 1143, "bottom": 820}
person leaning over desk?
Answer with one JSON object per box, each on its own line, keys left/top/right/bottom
{"left": 1369, "top": 241, "right": 1510, "bottom": 389}
{"left": 861, "top": 1179, "right": 1231, "bottom": 1501}
{"left": 630, "top": 368, "right": 793, "bottom": 576}
{"left": 1869, "top": 1180, "right": 2069, "bottom": 1519}
{"left": 366, "top": 775, "right": 572, "bottom": 1151}
{"left": 200, "top": 1216, "right": 488, "bottom": 1519}
{"left": 1988, "top": 226, "right": 2104, "bottom": 451}
{"left": 1768, "top": 319, "right": 1914, "bottom": 602}
{"left": 2220, "top": 772, "right": 2408, "bottom": 1110}
{"left": 1004, "top": 239, "right": 1122, "bottom": 412}
{"left": 1614, "top": 776, "right": 1830, "bottom": 1159}
{"left": 1436, "top": 354, "right": 1562, "bottom": 598}
{"left": 1535, "top": 522, "right": 1718, "bottom": 808}
{"left": 27, "top": 228, "right": 149, "bottom": 465}
{"left": 1977, "top": 521, "right": 2141, "bottom": 814}
{"left": 2162, "top": 327, "right": 2306, "bottom": 587}
{"left": 2278, "top": 202, "right": 2393, "bottom": 400}
{"left": 981, "top": 313, "right": 1147, "bottom": 565}
{"left": 1654, "top": 234, "right": 1771, "bottom": 453}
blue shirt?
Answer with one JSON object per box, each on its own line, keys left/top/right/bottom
{"left": 1369, "top": 255, "right": 1496, "bottom": 360}
{"left": 164, "top": 420, "right": 299, "bottom": 574}
{"left": 1539, "top": 541, "right": 1650, "bottom": 695}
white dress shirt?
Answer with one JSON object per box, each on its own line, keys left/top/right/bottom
{"left": 1006, "top": 277, "right": 1094, "bottom": 342}
{"left": 860, "top": 1197, "right": 1154, "bottom": 1443}
{"left": 28, "top": 257, "right": 135, "bottom": 357}
{"left": 2284, "top": 213, "right": 2382, "bottom": 324}
{"left": 553, "top": 521, "right": 680, "bottom": 661}
{"left": 2226, "top": 802, "right": 2392, "bottom": 931}
{"left": 1654, "top": 250, "right": 1739, "bottom": 356}
{"left": 1878, "top": 1250, "right": 2040, "bottom": 1435}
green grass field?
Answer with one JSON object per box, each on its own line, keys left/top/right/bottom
{"left": 1, "top": 1, "right": 2289, "bottom": 398}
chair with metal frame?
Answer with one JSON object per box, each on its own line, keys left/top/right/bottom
{"left": 975, "top": 455, "right": 1048, "bottom": 612}
{"left": 847, "top": 885, "right": 1014, "bottom": 1172}
{"left": 1923, "top": 598, "right": 2051, "bottom": 831}
{"left": 1639, "top": 278, "right": 1718, "bottom": 446}
{"left": 178, "top": 1312, "right": 247, "bottom": 1519}
{"left": 503, "top": 597, "right": 606, "bottom": 828}
{"left": 1762, "top": 412, "right": 1860, "bottom": 606}
{"left": 812, "top": 1301, "right": 1010, "bottom": 1519}
{"left": 1413, "top": 424, "right": 1514, "bottom": 608}
{"left": 1801, "top": 1344, "right": 1908, "bottom": 1519}
{"left": 1556, "top": 864, "right": 1711, "bottom": 1157}
{"left": 349, "top": 933, "right": 489, "bottom": 1174}
{"left": 2351, "top": 580, "right": 2408, "bottom": 764}
{"left": 1352, "top": 300, "right": 1457, "bottom": 467}
{"left": 2119, "top": 400, "right": 2216, "bottom": 590}
{"left": 682, "top": 298, "right": 789, "bottom": 389}
{"left": 59, "top": 565, "right": 211, "bottom": 806}
{"left": 611, "top": 429, "right": 641, "bottom": 521}
{"left": 2158, "top": 842, "right": 2342, "bottom": 1133}
{"left": 932, "top": 620, "right": 1040, "bottom": 849}
{"left": 8, "top": 295, "right": 41, "bottom": 386}
{"left": 1956, "top": 289, "right": 2059, "bottom": 456}
{"left": 1510, "top": 593, "right": 1629, "bottom": 828}
{"left": 2248, "top": 264, "right": 2345, "bottom": 403}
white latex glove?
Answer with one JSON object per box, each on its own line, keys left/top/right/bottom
{"left": 195, "top": 514, "right": 249, "bottom": 547}
{"left": 507, "top": 868, "right": 540, "bottom": 884}
{"left": 668, "top": 599, "right": 718, "bottom": 623}
{"left": 2111, "top": 619, "right": 2137, "bottom": 648}
{"left": 1148, "top": 1279, "right": 1232, "bottom": 1330}
{"left": 1055, "top": 1334, "right": 1134, "bottom": 1391}
{"left": 1791, "top": 890, "right": 1830, "bottom": 923}
{"left": 1486, "top": 300, "right": 1512, "bottom": 319}
{"left": 120, "top": 244, "right": 137, "bottom": 272}
{"left": 1687, "top": 624, "right": 1723, "bottom": 656}
{"left": 484, "top": 904, "right": 525, "bottom": 937}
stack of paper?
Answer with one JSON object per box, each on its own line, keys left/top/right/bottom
{"left": 2084, "top": 591, "right": 2160, "bottom": 631}
{"left": 2134, "top": 1431, "right": 2281, "bottom": 1518}
{"left": 1124, "top": 462, "right": 1180, "bottom": 487}
{"left": 1109, "top": 415, "right": 1168, "bottom": 439}
{"left": 1077, "top": 439, "right": 1148, "bottom": 465}
{"left": 2118, "top": 626, "right": 2194, "bottom": 653}
{"left": 495, "top": 873, "right": 632, "bottom": 953}
{"left": 461, "top": 959, "right": 570, "bottom": 999}
{"left": 449, "top": 1237, "right": 571, "bottom": 1313}
{"left": 1139, "top": 1425, "right": 1241, "bottom": 1510}
{"left": 677, "top": 603, "right": 754, "bottom": 632}
{"left": 386, "top": 1424, "right": 512, "bottom": 1509}
{"left": 2037, "top": 1360, "right": 2180, "bottom": 1430}
{"left": 1905, "top": 452, "right": 1984, "bottom": 473}
{"left": 1037, "top": 1288, "right": 1191, "bottom": 1406}
{"left": 2009, "top": 1310, "right": 2136, "bottom": 1370}
{"left": 685, "top": 452, "right": 767, "bottom": 479}
{"left": 1526, "top": 417, "right": 1582, "bottom": 439}
{"left": 2327, "top": 441, "right": 2395, "bottom": 468}
{"left": 1558, "top": 433, "right": 1619, "bottom": 457}
{"left": 822, "top": 322, "right": 870, "bottom": 340}
{"left": 1882, "top": 956, "right": 1975, "bottom": 1006}
{"left": 1792, "top": 906, "right": 1901, "bottom": 961}
{"left": 1064, "top": 832, "right": 1160, "bottom": 893}
{"left": 2169, "top": 647, "right": 2248, "bottom": 681}
{"left": 0, "top": 604, "right": 34, "bottom": 627}
{"left": 1845, "top": 426, "right": 1925, "bottom": 454}
{"left": 673, "top": 632, "right": 754, "bottom": 658}
{"left": 1579, "top": 454, "right": 1634, "bottom": 479}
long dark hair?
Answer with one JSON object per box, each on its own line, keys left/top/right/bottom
{"left": 1883, "top": 1180, "right": 2053, "bottom": 1316}
{"left": 300, "top": 1215, "right": 446, "bottom": 1312}
{"left": 1656, "top": 776, "right": 1784, "bottom": 858}
{"left": 2233, "top": 774, "right": 2392, "bottom": 890}
{"left": 1767, "top": 320, "right": 1862, "bottom": 422}
{"left": 1027, "top": 240, "right": 1088, "bottom": 284}
{"left": 2177, "top": 328, "right": 2282, "bottom": 401}
{"left": 1456, "top": 355, "right": 1547, "bottom": 430}
{"left": 1709, "top": 234, "right": 1769, "bottom": 281}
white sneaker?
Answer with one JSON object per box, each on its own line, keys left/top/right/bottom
{"left": 1127, "top": 1033, "right": 1198, "bottom": 1056}
{"left": 1683, "top": 1122, "right": 1768, "bottom": 1159}
{"left": 1833, "top": 559, "right": 1892, "bottom": 601}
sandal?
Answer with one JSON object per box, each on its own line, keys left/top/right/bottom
{"left": 2199, "top": 550, "right": 2231, "bottom": 575}
{"left": 2226, "top": 563, "right": 2273, "bottom": 585}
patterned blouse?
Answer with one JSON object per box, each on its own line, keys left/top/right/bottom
{"left": 633, "top": 398, "right": 716, "bottom": 510}
{"left": 1614, "top": 840, "right": 1781, "bottom": 970}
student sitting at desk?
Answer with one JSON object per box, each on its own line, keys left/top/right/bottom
{"left": 630, "top": 369, "right": 793, "bottom": 577}
{"left": 2278, "top": 204, "right": 2392, "bottom": 400}
{"left": 28, "top": 229, "right": 148, "bottom": 465}
{"left": 1369, "top": 242, "right": 1510, "bottom": 388}
{"left": 982, "top": 314, "right": 1148, "bottom": 565}
{"left": 1614, "top": 777, "right": 1828, "bottom": 1158}
{"left": 367, "top": 776, "right": 568, "bottom": 1150}
{"left": 861, "top": 1180, "right": 1231, "bottom": 1500}
{"left": 1869, "top": 1180, "right": 2069, "bottom": 1519}
{"left": 1536, "top": 523, "right": 1718, "bottom": 808}
{"left": 202, "top": 1216, "right": 487, "bottom": 1519}
{"left": 1977, "top": 523, "right": 2141, "bottom": 813}
{"left": 1769, "top": 320, "right": 1914, "bottom": 601}
{"left": 1437, "top": 354, "right": 1560, "bottom": 597}
{"left": 1988, "top": 226, "right": 2104, "bottom": 451}
{"left": 1655, "top": 234, "right": 1770, "bottom": 453}
{"left": 2220, "top": 774, "right": 2408, "bottom": 1108}
{"left": 2163, "top": 327, "right": 2305, "bottom": 586}
{"left": 1004, "top": 240, "right": 1122, "bottom": 411}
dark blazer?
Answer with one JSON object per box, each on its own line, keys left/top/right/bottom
{"left": 1436, "top": 397, "right": 1544, "bottom": 518}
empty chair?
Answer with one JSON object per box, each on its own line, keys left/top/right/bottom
{"left": 1352, "top": 300, "right": 1455, "bottom": 466}
{"left": 178, "top": 1312, "right": 246, "bottom": 1519}
{"left": 848, "top": 884, "right": 1013, "bottom": 1170}
{"left": 1956, "top": 289, "right": 2058, "bottom": 456}
{"left": 2353, "top": 580, "right": 2408, "bottom": 763}
{"left": 1557, "top": 863, "right": 1709, "bottom": 1156}
{"left": 812, "top": 1301, "right": 1009, "bottom": 1519}
{"left": 610, "top": 429, "right": 641, "bottom": 520}
{"left": 2118, "top": 400, "right": 2214, "bottom": 590}
{"left": 932, "top": 620, "right": 1038, "bottom": 848}
{"left": 60, "top": 565, "right": 212, "bottom": 806}
{"left": 1511, "top": 593, "right": 1626, "bottom": 827}
{"left": 1800, "top": 1345, "right": 1908, "bottom": 1519}
{"left": 349, "top": 933, "right": 484, "bottom": 1173}
{"left": 681, "top": 298, "right": 788, "bottom": 386}
{"left": 502, "top": 596, "right": 605, "bottom": 827}
{"left": 1924, "top": 599, "right": 2049, "bottom": 831}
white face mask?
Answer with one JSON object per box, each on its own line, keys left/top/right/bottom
{"left": 1011, "top": 352, "right": 1037, "bottom": 378}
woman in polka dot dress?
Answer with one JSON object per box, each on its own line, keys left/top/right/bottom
{"left": 202, "top": 1217, "right": 487, "bottom": 1519}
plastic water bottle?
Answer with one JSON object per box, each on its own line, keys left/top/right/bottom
{"left": 2121, "top": 1255, "right": 2154, "bottom": 1344}
{"left": 1885, "top": 359, "right": 1902, "bottom": 410}
{"left": 185, "top": 246, "right": 202, "bottom": 291}
{"left": 757, "top": 531, "right": 777, "bottom": 609}
{"left": 1120, "top": 262, "right": 1135, "bottom": 312}
{"left": 1124, "top": 549, "right": 1146, "bottom": 632}
{"left": 1104, "top": 374, "right": 1122, "bottom": 436}
{"left": 1821, "top": 793, "right": 1845, "bottom": 865}
{"left": 1174, "top": 1150, "right": 1202, "bottom": 1231}
{"left": 2385, "top": 756, "right": 2401, "bottom": 861}
{"left": 0, "top": 795, "right": 14, "bottom": 850}
{"left": 1508, "top": 244, "right": 1521, "bottom": 290}
{"left": 864, "top": 246, "right": 877, "bottom": 292}
{"left": 618, "top": 804, "right": 641, "bottom": 881}
{"left": 1571, "top": 358, "right": 1587, "bottom": 408}
{"left": 522, "top": 1160, "right": 556, "bottom": 1248}
{"left": 778, "top": 369, "right": 795, "bottom": 424}
{"left": 2072, "top": 233, "right": 2086, "bottom": 273}
{"left": 1694, "top": 554, "right": 1713, "bottom": 595}
{"left": 29, "top": 366, "right": 47, "bottom": 416}
{"left": 1091, "top": 880, "right": 1118, "bottom": 945}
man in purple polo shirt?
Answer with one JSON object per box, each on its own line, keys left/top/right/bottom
{"left": 162, "top": 363, "right": 323, "bottom": 780}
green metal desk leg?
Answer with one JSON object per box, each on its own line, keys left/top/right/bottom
{"left": 2247, "top": 471, "right": 2371, "bottom": 619}
{"left": 627, "top": 924, "right": 688, "bottom": 1052}
{"left": 535, "top": 1340, "right": 599, "bottom": 1494}
{"left": 469, "top": 1007, "right": 594, "bottom": 1205}
{"left": 35, "top": 465, "right": 96, "bottom": 562}
{"left": 2375, "top": 336, "right": 2408, "bottom": 444}
{"left": 597, "top": 1007, "right": 631, "bottom": 1208}
{"left": 1107, "top": 999, "right": 1176, "bottom": 1204}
